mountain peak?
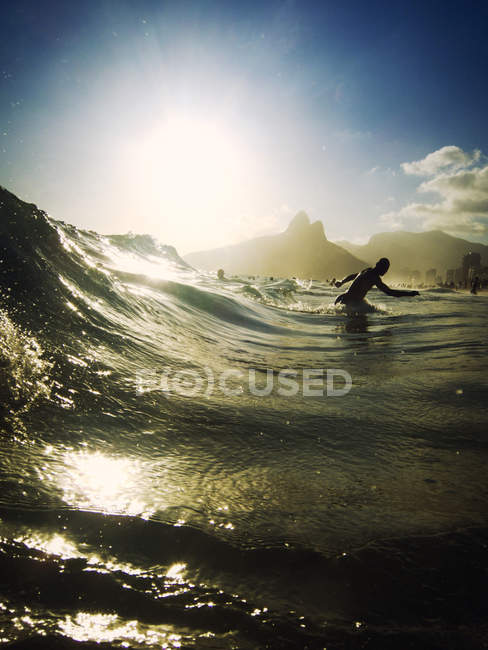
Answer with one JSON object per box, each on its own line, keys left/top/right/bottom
{"left": 186, "top": 208, "right": 362, "bottom": 279}
{"left": 339, "top": 228, "right": 488, "bottom": 275}
{"left": 286, "top": 211, "right": 310, "bottom": 234}
{"left": 310, "top": 219, "right": 326, "bottom": 239}
{"left": 285, "top": 212, "right": 327, "bottom": 241}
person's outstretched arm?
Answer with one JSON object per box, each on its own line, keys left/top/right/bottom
{"left": 376, "top": 278, "right": 419, "bottom": 297}
{"left": 335, "top": 273, "right": 357, "bottom": 288}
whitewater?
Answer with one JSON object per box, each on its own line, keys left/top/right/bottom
{"left": 1, "top": 188, "right": 487, "bottom": 649}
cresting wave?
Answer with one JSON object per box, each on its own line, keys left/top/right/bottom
{"left": 0, "top": 187, "right": 329, "bottom": 343}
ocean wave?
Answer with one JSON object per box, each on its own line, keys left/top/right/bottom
{"left": 0, "top": 309, "right": 52, "bottom": 419}
{"left": 1, "top": 505, "right": 487, "bottom": 649}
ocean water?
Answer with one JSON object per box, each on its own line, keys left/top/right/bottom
{"left": 1, "top": 197, "right": 488, "bottom": 649}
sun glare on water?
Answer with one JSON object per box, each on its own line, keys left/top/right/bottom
{"left": 60, "top": 451, "right": 151, "bottom": 517}
{"left": 58, "top": 612, "right": 183, "bottom": 648}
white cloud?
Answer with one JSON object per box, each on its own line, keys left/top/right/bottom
{"left": 401, "top": 145, "right": 480, "bottom": 176}
{"left": 365, "top": 165, "right": 396, "bottom": 177}
{"left": 380, "top": 146, "right": 488, "bottom": 237}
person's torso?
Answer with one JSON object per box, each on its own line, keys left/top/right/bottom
{"left": 348, "top": 268, "right": 375, "bottom": 299}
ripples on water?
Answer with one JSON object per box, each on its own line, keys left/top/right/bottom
{"left": 1, "top": 195, "right": 487, "bottom": 648}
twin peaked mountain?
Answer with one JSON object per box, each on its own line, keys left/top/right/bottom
{"left": 185, "top": 212, "right": 364, "bottom": 279}
{"left": 186, "top": 211, "right": 488, "bottom": 279}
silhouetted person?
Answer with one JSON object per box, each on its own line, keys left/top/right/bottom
{"left": 334, "top": 258, "right": 419, "bottom": 305}
{"left": 217, "top": 268, "right": 225, "bottom": 280}
{"left": 471, "top": 276, "right": 480, "bottom": 294}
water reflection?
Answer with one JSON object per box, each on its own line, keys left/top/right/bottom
{"left": 60, "top": 451, "right": 152, "bottom": 517}
{"left": 335, "top": 313, "right": 395, "bottom": 344}
{"left": 58, "top": 612, "right": 183, "bottom": 647}
{"left": 166, "top": 562, "right": 187, "bottom": 582}
{"left": 13, "top": 528, "right": 148, "bottom": 574}
{"left": 14, "top": 532, "right": 82, "bottom": 561}
{"left": 343, "top": 313, "right": 369, "bottom": 334}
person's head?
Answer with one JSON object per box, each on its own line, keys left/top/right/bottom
{"left": 375, "top": 257, "right": 390, "bottom": 275}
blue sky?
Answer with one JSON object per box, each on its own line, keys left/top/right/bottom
{"left": 1, "top": 0, "right": 488, "bottom": 252}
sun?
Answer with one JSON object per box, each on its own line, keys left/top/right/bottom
{"left": 142, "top": 117, "right": 236, "bottom": 193}
{"left": 125, "top": 115, "right": 252, "bottom": 250}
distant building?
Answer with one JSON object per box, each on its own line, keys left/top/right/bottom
{"left": 454, "top": 267, "right": 464, "bottom": 284}
{"left": 462, "top": 252, "right": 481, "bottom": 281}
{"left": 425, "top": 268, "right": 437, "bottom": 284}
